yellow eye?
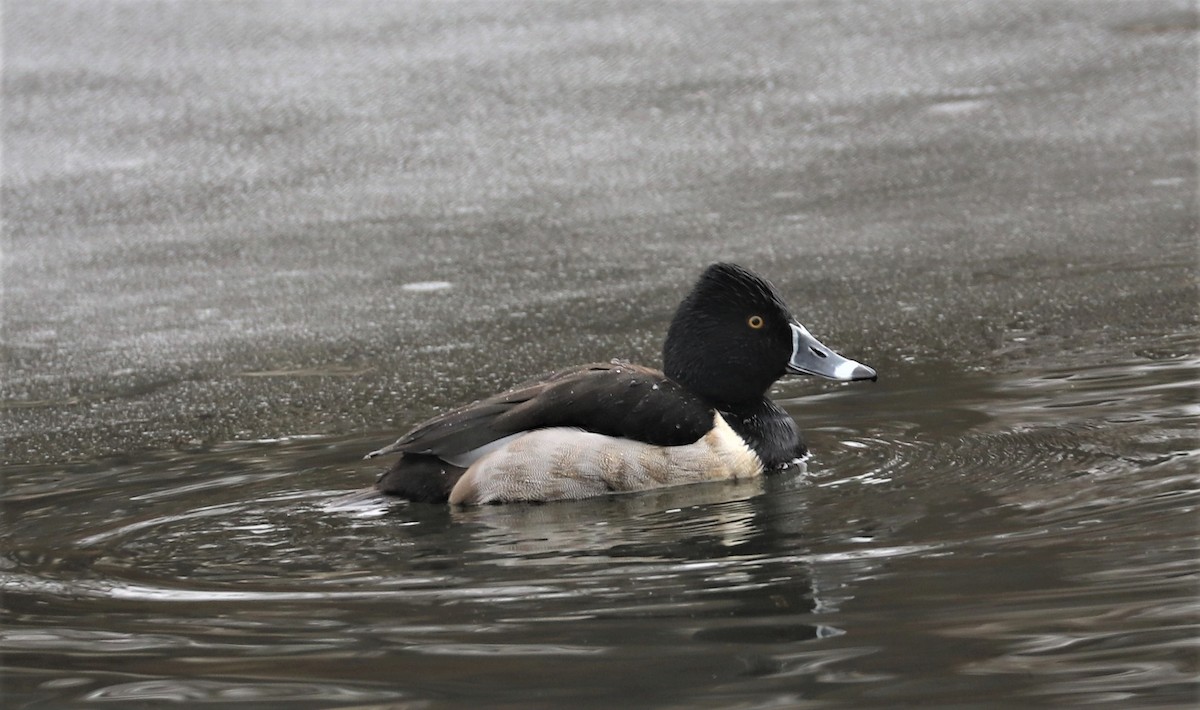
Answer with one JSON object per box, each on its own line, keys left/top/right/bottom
{"left": 747, "top": 315, "right": 764, "bottom": 329}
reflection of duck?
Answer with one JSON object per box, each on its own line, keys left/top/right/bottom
{"left": 367, "top": 263, "right": 876, "bottom": 505}
{"left": 453, "top": 480, "right": 768, "bottom": 558}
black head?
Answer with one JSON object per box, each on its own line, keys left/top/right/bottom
{"left": 662, "top": 263, "right": 876, "bottom": 407}
{"left": 663, "top": 263, "right": 797, "bottom": 406}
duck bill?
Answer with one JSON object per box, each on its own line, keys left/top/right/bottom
{"left": 787, "top": 323, "right": 877, "bottom": 382}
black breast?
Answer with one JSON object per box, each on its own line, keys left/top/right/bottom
{"left": 719, "top": 399, "right": 806, "bottom": 470}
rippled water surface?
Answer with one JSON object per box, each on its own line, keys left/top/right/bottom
{"left": 3, "top": 333, "right": 1197, "bottom": 708}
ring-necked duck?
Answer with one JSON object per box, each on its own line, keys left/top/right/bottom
{"left": 367, "top": 263, "right": 876, "bottom": 505}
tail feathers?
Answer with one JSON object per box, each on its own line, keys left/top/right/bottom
{"left": 375, "top": 454, "right": 466, "bottom": 504}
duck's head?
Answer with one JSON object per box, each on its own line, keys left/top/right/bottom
{"left": 663, "top": 263, "right": 876, "bottom": 407}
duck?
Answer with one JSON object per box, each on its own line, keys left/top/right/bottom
{"left": 366, "top": 263, "right": 876, "bottom": 505}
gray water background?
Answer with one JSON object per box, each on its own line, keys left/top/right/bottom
{"left": 3, "top": 1, "right": 1197, "bottom": 707}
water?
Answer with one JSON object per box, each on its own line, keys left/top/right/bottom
{"left": 2, "top": 332, "right": 1196, "bottom": 708}
{"left": 4, "top": 0, "right": 1195, "bottom": 705}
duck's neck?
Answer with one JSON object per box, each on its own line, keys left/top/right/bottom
{"left": 716, "top": 397, "right": 806, "bottom": 470}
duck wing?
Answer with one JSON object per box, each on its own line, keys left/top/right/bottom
{"left": 365, "top": 362, "right": 714, "bottom": 461}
